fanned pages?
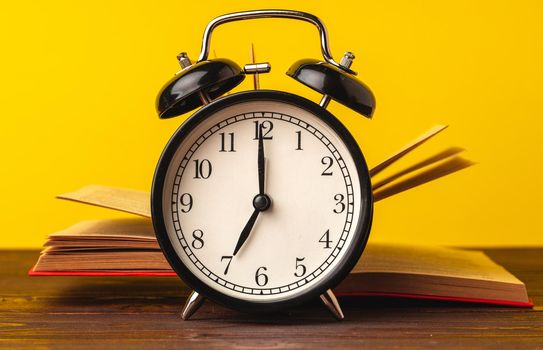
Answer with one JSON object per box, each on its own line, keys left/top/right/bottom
{"left": 373, "top": 156, "right": 475, "bottom": 202}
{"left": 57, "top": 185, "right": 151, "bottom": 218}
{"left": 369, "top": 125, "right": 448, "bottom": 177}
{"left": 45, "top": 218, "right": 159, "bottom": 251}
{"left": 372, "top": 147, "right": 465, "bottom": 191}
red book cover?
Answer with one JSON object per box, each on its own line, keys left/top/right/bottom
{"left": 28, "top": 266, "right": 533, "bottom": 308}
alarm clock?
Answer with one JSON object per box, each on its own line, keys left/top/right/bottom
{"left": 151, "top": 9, "right": 375, "bottom": 320}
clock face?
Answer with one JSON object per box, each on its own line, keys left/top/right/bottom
{"left": 152, "top": 91, "right": 372, "bottom": 310}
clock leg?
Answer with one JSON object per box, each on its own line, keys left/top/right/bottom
{"left": 181, "top": 290, "right": 205, "bottom": 320}
{"left": 320, "top": 289, "right": 344, "bottom": 320}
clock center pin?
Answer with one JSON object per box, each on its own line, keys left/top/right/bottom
{"left": 253, "top": 194, "right": 272, "bottom": 211}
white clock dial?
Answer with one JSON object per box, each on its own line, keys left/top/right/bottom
{"left": 160, "top": 98, "right": 364, "bottom": 303}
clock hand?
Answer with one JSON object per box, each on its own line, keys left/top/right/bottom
{"left": 232, "top": 192, "right": 271, "bottom": 256}
{"left": 232, "top": 125, "right": 271, "bottom": 256}
{"left": 258, "top": 124, "right": 265, "bottom": 195}
{"left": 232, "top": 208, "right": 260, "bottom": 256}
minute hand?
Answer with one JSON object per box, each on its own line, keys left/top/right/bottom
{"left": 232, "top": 126, "right": 267, "bottom": 256}
{"left": 258, "top": 126, "right": 265, "bottom": 194}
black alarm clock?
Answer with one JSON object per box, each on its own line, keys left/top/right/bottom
{"left": 151, "top": 9, "right": 375, "bottom": 320}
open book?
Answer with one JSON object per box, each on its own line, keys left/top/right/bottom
{"left": 31, "top": 217, "right": 530, "bottom": 307}
{"left": 31, "top": 126, "right": 529, "bottom": 307}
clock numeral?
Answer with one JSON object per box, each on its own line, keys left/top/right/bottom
{"left": 294, "top": 257, "right": 306, "bottom": 277}
{"left": 255, "top": 266, "right": 269, "bottom": 286}
{"left": 319, "top": 229, "right": 333, "bottom": 249}
{"left": 333, "top": 193, "right": 346, "bottom": 214}
{"left": 295, "top": 130, "right": 303, "bottom": 150}
{"left": 179, "top": 193, "right": 193, "bottom": 213}
{"left": 253, "top": 120, "right": 274, "bottom": 140}
{"left": 220, "top": 256, "right": 233, "bottom": 275}
{"left": 193, "top": 159, "right": 212, "bottom": 179}
{"left": 321, "top": 156, "right": 334, "bottom": 176}
{"left": 191, "top": 229, "right": 204, "bottom": 249}
{"left": 219, "top": 132, "right": 235, "bottom": 152}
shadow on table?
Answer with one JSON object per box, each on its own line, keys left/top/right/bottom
{"left": 43, "top": 276, "right": 520, "bottom": 324}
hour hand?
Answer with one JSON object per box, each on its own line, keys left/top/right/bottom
{"left": 232, "top": 194, "right": 272, "bottom": 256}
{"left": 232, "top": 208, "right": 260, "bottom": 256}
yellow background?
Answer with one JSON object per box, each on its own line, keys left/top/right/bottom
{"left": 1, "top": 1, "right": 542, "bottom": 248}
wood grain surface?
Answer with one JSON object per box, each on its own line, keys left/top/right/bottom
{"left": 1, "top": 249, "right": 542, "bottom": 349}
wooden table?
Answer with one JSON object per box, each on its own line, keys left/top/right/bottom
{"left": 1, "top": 249, "right": 542, "bottom": 349}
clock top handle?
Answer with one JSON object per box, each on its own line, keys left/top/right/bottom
{"left": 196, "top": 9, "right": 356, "bottom": 75}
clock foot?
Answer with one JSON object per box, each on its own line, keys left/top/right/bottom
{"left": 320, "top": 289, "right": 344, "bottom": 320}
{"left": 181, "top": 290, "right": 205, "bottom": 320}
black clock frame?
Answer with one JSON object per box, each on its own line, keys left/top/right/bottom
{"left": 151, "top": 90, "right": 373, "bottom": 313}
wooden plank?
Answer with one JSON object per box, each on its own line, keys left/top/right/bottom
{"left": 0, "top": 249, "right": 542, "bottom": 349}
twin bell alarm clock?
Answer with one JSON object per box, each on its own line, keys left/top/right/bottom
{"left": 151, "top": 9, "right": 376, "bottom": 320}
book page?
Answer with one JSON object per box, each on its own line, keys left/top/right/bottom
{"left": 49, "top": 218, "right": 155, "bottom": 240}
{"left": 354, "top": 243, "right": 522, "bottom": 284}
{"left": 57, "top": 185, "right": 151, "bottom": 218}
{"left": 373, "top": 156, "right": 475, "bottom": 202}
{"left": 369, "top": 125, "right": 448, "bottom": 177}
{"left": 372, "top": 147, "right": 464, "bottom": 191}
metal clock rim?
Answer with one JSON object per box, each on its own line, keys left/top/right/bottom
{"left": 151, "top": 90, "right": 373, "bottom": 313}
